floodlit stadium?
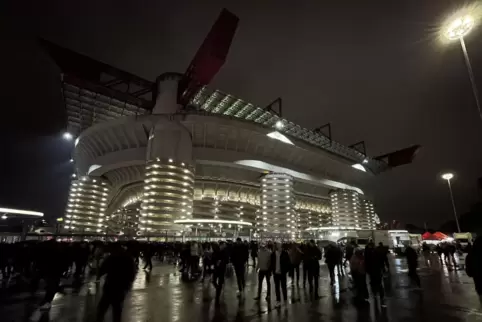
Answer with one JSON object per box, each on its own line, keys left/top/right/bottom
{"left": 46, "top": 10, "right": 418, "bottom": 240}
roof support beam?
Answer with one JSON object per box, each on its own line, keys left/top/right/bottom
{"left": 264, "top": 97, "right": 282, "bottom": 117}
{"left": 314, "top": 123, "right": 332, "bottom": 145}
{"left": 131, "top": 88, "right": 152, "bottom": 97}
{"left": 348, "top": 141, "right": 367, "bottom": 156}
{"left": 103, "top": 79, "right": 125, "bottom": 87}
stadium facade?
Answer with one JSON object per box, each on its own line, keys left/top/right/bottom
{"left": 47, "top": 10, "right": 417, "bottom": 240}
{"left": 62, "top": 71, "right": 382, "bottom": 240}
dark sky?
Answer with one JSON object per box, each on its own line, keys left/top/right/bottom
{"left": 1, "top": 0, "right": 482, "bottom": 227}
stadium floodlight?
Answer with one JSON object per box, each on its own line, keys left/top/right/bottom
{"left": 63, "top": 132, "right": 73, "bottom": 141}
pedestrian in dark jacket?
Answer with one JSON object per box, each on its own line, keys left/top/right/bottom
{"left": 365, "top": 242, "right": 386, "bottom": 306}
{"left": 376, "top": 242, "right": 389, "bottom": 273}
{"left": 143, "top": 244, "right": 153, "bottom": 271}
{"left": 231, "top": 238, "right": 247, "bottom": 296}
{"left": 31, "top": 240, "right": 69, "bottom": 311}
{"left": 305, "top": 240, "right": 322, "bottom": 297}
{"left": 325, "top": 244, "right": 339, "bottom": 285}
{"left": 350, "top": 248, "right": 369, "bottom": 303}
{"left": 250, "top": 241, "right": 258, "bottom": 267}
{"left": 288, "top": 243, "right": 303, "bottom": 285}
{"left": 405, "top": 246, "right": 421, "bottom": 288}
{"left": 212, "top": 242, "right": 229, "bottom": 305}
{"left": 466, "top": 236, "right": 482, "bottom": 298}
{"left": 344, "top": 242, "right": 355, "bottom": 266}
{"left": 270, "top": 242, "right": 291, "bottom": 307}
{"left": 96, "top": 244, "right": 136, "bottom": 322}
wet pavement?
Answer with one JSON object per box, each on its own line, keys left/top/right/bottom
{"left": 1, "top": 254, "right": 482, "bottom": 322}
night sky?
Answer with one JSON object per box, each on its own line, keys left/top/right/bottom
{"left": 1, "top": 0, "right": 482, "bottom": 227}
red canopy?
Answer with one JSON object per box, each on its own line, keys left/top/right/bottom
{"left": 422, "top": 232, "right": 432, "bottom": 240}
{"left": 422, "top": 231, "right": 448, "bottom": 240}
{"left": 432, "top": 232, "right": 448, "bottom": 240}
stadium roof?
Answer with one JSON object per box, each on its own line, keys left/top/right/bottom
{"left": 43, "top": 40, "right": 419, "bottom": 175}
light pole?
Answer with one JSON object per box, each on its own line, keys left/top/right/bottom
{"left": 441, "top": 173, "right": 461, "bottom": 233}
{"left": 443, "top": 14, "right": 482, "bottom": 122}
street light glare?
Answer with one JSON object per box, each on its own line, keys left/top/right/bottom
{"left": 445, "top": 15, "right": 474, "bottom": 40}
{"left": 63, "top": 132, "right": 73, "bottom": 141}
{"left": 441, "top": 173, "right": 454, "bottom": 180}
{"left": 275, "top": 120, "right": 284, "bottom": 130}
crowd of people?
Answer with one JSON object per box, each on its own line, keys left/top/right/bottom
{"left": 1, "top": 236, "right": 481, "bottom": 321}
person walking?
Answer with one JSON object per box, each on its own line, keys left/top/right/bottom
{"left": 254, "top": 243, "right": 272, "bottom": 301}
{"left": 335, "top": 244, "right": 345, "bottom": 277}
{"left": 376, "top": 242, "right": 390, "bottom": 273}
{"left": 405, "top": 245, "right": 421, "bottom": 288}
{"left": 212, "top": 242, "right": 229, "bottom": 305}
{"left": 74, "top": 242, "right": 90, "bottom": 280}
{"left": 201, "top": 243, "right": 213, "bottom": 282}
{"left": 466, "top": 236, "right": 482, "bottom": 300}
{"left": 35, "top": 240, "right": 68, "bottom": 311}
{"left": 421, "top": 242, "right": 431, "bottom": 268}
{"left": 305, "top": 240, "right": 322, "bottom": 297}
{"left": 350, "top": 248, "right": 369, "bottom": 304}
{"left": 436, "top": 244, "right": 443, "bottom": 262}
{"left": 365, "top": 242, "right": 386, "bottom": 307}
{"left": 288, "top": 243, "right": 303, "bottom": 286}
{"left": 96, "top": 244, "right": 136, "bottom": 322}
{"left": 143, "top": 244, "right": 153, "bottom": 271}
{"left": 301, "top": 242, "right": 309, "bottom": 288}
{"left": 271, "top": 242, "right": 290, "bottom": 307}
{"left": 231, "top": 238, "right": 247, "bottom": 297}
{"left": 344, "top": 242, "right": 355, "bottom": 266}
{"left": 250, "top": 241, "right": 258, "bottom": 267}
{"left": 189, "top": 241, "right": 200, "bottom": 277}
{"left": 325, "top": 244, "right": 338, "bottom": 285}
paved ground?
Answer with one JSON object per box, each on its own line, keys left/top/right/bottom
{"left": 1, "top": 254, "right": 481, "bottom": 322}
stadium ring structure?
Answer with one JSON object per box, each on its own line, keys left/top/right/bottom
{"left": 46, "top": 42, "right": 390, "bottom": 241}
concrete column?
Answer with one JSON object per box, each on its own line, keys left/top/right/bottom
{"left": 152, "top": 72, "right": 183, "bottom": 114}
{"left": 140, "top": 158, "right": 195, "bottom": 233}
{"left": 259, "top": 173, "right": 295, "bottom": 239}
{"left": 360, "top": 199, "right": 377, "bottom": 230}
{"left": 140, "top": 118, "right": 194, "bottom": 234}
{"left": 64, "top": 176, "right": 110, "bottom": 233}
{"left": 329, "top": 189, "right": 361, "bottom": 229}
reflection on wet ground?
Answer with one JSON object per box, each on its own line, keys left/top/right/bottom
{"left": 1, "top": 253, "right": 481, "bottom": 322}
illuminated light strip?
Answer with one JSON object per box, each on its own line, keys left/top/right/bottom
{"left": 305, "top": 226, "right": 358, "bottom": 231}
{"left": 0, "top": 207, "right": 43, "bottom": 217}
{"left": 174, "top": 219, "right": 252, "bottom": 226}
{"left": 351, "top": 164, "right": 367, "bottom": 172}
{"left": 267, "top": 131, "right": 294, "bottom": 145}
